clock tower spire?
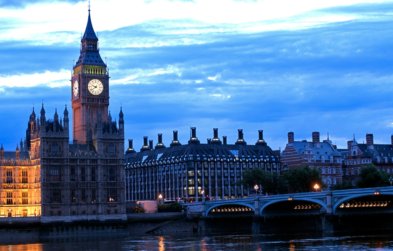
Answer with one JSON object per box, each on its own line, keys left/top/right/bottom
{"left": 71, "top": 7, "right": 109, "bottom": 144}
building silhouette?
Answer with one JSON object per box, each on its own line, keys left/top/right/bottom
{"left": 125, "top": 128, "right": 280, "bottom": 202}
{"left": 0, "top": 9, "right": 126, "bottom": 222}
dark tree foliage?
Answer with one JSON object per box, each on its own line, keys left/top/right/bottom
{"left": 158, "top": 202, "right": 183, "bottom": 212}
{"left": 282, "top": 165, "right": 324, "bottom": 193}
{"left": 356, "top": 164, "right": 391, "bottom": 188}
{"left": 236, "top": 168, "right": 287, "bottom": 194}
{"left": 331, "top": 179, "right": 354, "bottom": 190}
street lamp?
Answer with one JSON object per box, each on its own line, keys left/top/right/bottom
{"left": 389, "top": 177, "right": 393, "bottom": 186}
{"left": 158, "top": 194, "right": 163, "bottom": 205}
{"left": 314, "top": 184, "right": 319, "bottom": 192}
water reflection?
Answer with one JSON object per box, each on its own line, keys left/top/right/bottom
{"left": 158, "top": 236, "right": 164, "bottom": 251}
{"left": 0, "top": 244, "right": 42, "bottom": 251}
{"left": 0, "top": 232, "right": 393, "bottom": 250}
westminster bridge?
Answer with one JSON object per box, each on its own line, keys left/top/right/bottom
{"left": 184, "top": 186, "right": 393, "bottom": 233}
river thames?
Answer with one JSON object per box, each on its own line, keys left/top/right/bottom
{"left": 1, "top": 232, "right": 393, "bottom": 251}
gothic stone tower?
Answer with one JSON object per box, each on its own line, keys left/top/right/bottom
{"left": 0, "top": 8, "right": 125, "bottom": 223}
{"left": 40, "top": 9, "right": 125, "bottom": 223}
{"left": 71, "top": 9, "right": 109, "bottom": 144}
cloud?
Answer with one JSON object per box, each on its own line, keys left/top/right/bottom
{"left": 1, "top": 1, "right": 393, "bottom": 151}
{"left": 0, "top": 0, "right": 80, "bottom": 8}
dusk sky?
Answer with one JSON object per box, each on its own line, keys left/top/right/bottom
{"left": 0, "top": 0, "right": 392, "bottom": 151}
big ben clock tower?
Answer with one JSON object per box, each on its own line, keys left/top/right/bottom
{"left": 71, "top": 8, "right": 109, "bottom": 144}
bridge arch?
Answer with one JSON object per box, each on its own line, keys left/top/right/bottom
{"left": 333, "top": 192, "right": 393, "bottom": 215}
{"left": 260, "top": 198, "right": 328, "bottom": 216}
{"left": 205, "top": 202, "right": 255, "bottom": 217}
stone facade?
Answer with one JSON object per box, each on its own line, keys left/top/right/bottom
{"left": 0, "top": 143, "right": 41, "bottom": 217}
{"left": 0, "top": 10, "right": 126, "bottom": 223}
{"left": 280, "top": 132, "right": 343, "bottom": 186}
{"left": 340, "top": 134, "right": 393, "bottom": 184}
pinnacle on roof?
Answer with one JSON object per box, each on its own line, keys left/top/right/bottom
{"left": 82, "top": 8, "right": 98, "bottom": 41}
{"left": 16, "top": 144, "right": 19, "bottom": 151}
{"left": 64, "top": 104, "right": 68, "bottom": 116}
{"left": 40, "top": 103, "right": 45, "bottom": 115}
{"left": 1, "top": 144, "right": 3, "bottom": 150}
{"left": 119, "top": 107, "right": 124, "bottom": 117}
{"left": 54, "top": 108, "right": 59, "bottom": 121}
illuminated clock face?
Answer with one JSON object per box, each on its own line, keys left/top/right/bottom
{"left": 88, "top": 79, "right": 103, "bottom": 95}
{"left": 73, "top": 81, "right": 79, "bottom": 97}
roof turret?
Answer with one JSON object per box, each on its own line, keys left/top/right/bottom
{"left": 82, "top": 8, "right": 98, "bottom": 41}
{"left": 54, "top": 108, "right": 58, "bottom": 121}
{"left": 119, "top": 107, "right": 124, "bottom": 119}
{"left": 30, "top": 107, "right": 36, "bottom": 121}
{"left": 40, "top": 104, "right": 45, "bottom": 116}
{"left": 64, "top": 105, "right": 69, "bottom": 117}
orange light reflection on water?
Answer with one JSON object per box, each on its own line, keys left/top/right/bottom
{"left": 158, "top": 236, "right": 165, "bottom": 251}
{"left": 0, "top": 244, "right": 42, "bottom": 251}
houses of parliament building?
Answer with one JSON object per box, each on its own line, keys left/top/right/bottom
{"left": 0, "top": 10, "right": 126, "bottom": 222}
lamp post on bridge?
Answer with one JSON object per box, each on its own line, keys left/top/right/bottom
{"left": 254, "top": 184, "right": 261, "bottom": 197}
{"left": 314, "top": 184, "right": 319, "bottom": 192}
{"left": 389, "top": 177, "right": 393, "bottom": 186}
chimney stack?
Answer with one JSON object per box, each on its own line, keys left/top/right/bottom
{"left": 158, "top": 134, "right": 163, "bottom": 144}
{"left": 213, "top": 128, "right": 218, "bottom": 139}
{"left": 129, "top": 139, "right": 133, "bottom": 149}
{"left": 288, "top": 132, "right": 294, "bottom": 144}
{"left": 207, "top": 138, "right": 211, "bottom": 144}
{"left": 256, "top": 130, "right": 266, "bottom": 145}
{"left": 149, "top": 140, "right": 153, "bottom": 150}
{"left": 366, "top": 134, "right": 374, "bottom": 146}
{"left": 347, "top": 140, "right": 352, "bottom": 150}
{"left": 312, "top": 132, "right": 320, "bottom": 144}
{"left": 155, "top": 134, "right": 166, "bottom": 149}
{"left": 235, "top": 129, "right": 247, "bottom": 145}
{"left": 212, "top": 128, "right": 222, "bottom": 144}
{"left": 170, "top": 130, "right": 181, "bottom": 147}
{"left": 141, "top": 136, "right": 150, "bottom": 151}
{"left": 258, "top": 130, "right": 263, "bottom": 141}
{"left": 238, "top": 129, "right": 243, "bottom": 140}
{"left": 188, "top": 127, "right": 200, "bottom": 144}
{"left": 223, "top": 136, "right": 227, "bottom": 145}
{"left": 126, "top": 139, "right": 136, "bottom": 154}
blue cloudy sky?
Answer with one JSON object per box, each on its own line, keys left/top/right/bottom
{"left": 0, "top": 0, "right": 392, "bottom": 151}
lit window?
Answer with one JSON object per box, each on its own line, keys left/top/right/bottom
{"left": 7, "top": 192, "right": 12, "bottom": 205}
{"left": 107, "top": 188, "right": 117, "bottom": 202}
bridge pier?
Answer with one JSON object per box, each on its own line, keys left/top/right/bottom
{"left": 321, "top": 215, "right": 334, "bottom": 233}
{"left": 252, "top": 216, "right": 261, "bottom": 234}
{"left": 326, "top": 191, "right": 332, "bottom": 215}
{"left": 252, "top": 197, "right": 261, "bottom": 234}
{"left": 198, "top": 217, "right": 206, "bottom": 233}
